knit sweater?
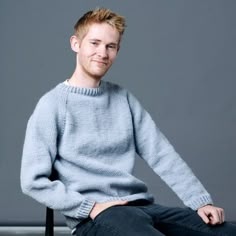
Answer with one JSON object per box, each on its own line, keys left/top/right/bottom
{"left": 21, "top": 80, "right": 213, "bottom": 230}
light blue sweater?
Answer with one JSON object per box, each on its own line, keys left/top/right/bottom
{"left": 21, "top": 81, "right": 213, "bottom": 230}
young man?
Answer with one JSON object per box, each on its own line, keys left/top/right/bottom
{"left": 21, "top": 8, "right": 236, "bottom": 235}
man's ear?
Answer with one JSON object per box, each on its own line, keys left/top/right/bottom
{"left": 70, "top": 35, "right": 80, "bottom": 53}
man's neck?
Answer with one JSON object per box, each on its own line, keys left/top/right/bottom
{"left": 69, "top": 72, "right": 101, "bottom": 88}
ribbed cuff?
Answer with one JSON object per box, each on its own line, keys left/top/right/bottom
{"left": 187, "top": 194, "right": 213, "bottom": 210}
{"left": 77, "top": 198, "right": 96, "bottom": 219}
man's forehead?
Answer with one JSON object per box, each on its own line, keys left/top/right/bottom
{"left": 86, "top": 23, "right": 120, "bottom": 39}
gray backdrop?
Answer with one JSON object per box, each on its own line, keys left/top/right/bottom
{"left": 0, "top": 0, "right": 235, "bottom": 225}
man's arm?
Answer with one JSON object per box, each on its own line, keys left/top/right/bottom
{"left": 21, "top": 93, "right": 95, "bottom": 220}
{"left": 127, "top": 91, "right": 213, "bottom": 210}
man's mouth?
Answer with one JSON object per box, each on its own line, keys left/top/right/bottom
{"left": 92, "top": 60, "right": 108, "bottom": 65}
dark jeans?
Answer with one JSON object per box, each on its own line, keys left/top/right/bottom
{"left": 76, "top": 200, "right": 236, "bottom": 236}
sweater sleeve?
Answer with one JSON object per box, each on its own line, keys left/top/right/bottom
{"left": 127, "top": 91, "right": 213, "bottom": 210}
{"left": 20, "top": 92, "right": 95, "bottom": 219}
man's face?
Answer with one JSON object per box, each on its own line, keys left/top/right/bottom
{"left": 76, "top": 23, "right": 120, "bottom": 80}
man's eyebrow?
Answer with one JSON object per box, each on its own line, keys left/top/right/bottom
{"left": 89, "top": 39, "right": 118, "bottom": 45}
{"left": 89, "top": 38, "right": 101, "bottom": 41}
{"left": 108, "top": 42, "right": 118, "bottom": 45}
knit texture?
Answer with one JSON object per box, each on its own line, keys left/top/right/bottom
{"left": 21, "top": 81, "right": 213, "bottom": 230}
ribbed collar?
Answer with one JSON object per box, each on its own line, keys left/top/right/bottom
{"left": 58, "top": 80, "right": 105, "bottom": 96}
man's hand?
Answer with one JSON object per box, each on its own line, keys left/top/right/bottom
{"left": 89, "top": 200, "right": 128, "bottom": 220}
{"left": 197, "top": 205, "right": 225, "bottom": 225}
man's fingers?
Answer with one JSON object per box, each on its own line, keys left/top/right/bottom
{"left": 209, "top": 208, "right": 224, "bottom": 225}
{"left": 108, "top": 200, "right": 128, "bottom": 207}
{"left": 221, "top": 209, "right": 225, "bottom": 223}
{"left": 218, "top": 208, "right": 225, "bottom": 224}
{"left": 209, "top": 211, "right": 220, "bottom": 225}
{"left": 90, "top": 200, "right": 128, "bottom": 220}
{"left": 198, "top": 210, "right": 210, "bottom": 224}
{"left": 118, "top": 200, "right": 128, "bottom": 205}
{"left": 197, "top": 205, "right": 225, "bottom": 225}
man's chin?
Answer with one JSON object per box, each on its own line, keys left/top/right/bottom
{"left": 92, "top": 69, "right": 109, "bottom": 79}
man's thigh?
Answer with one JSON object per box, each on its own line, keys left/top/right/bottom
{"left": 143, "top": 204, "right": 236, "bottom": 236}
{"left": 76, "top": 205, "right": 164, "bottom": 236}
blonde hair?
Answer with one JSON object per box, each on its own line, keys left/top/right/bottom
{"left": 74, "top": 8, "right": 126, "bottom": 40}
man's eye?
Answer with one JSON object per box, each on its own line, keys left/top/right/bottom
{"left": 107, "top": 45, "right": 116, "bottom": 49}
{"left": 91, "top": 42, "right": 98, "bottom": 46}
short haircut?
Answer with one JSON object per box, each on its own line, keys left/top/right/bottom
{"left": 74, "top": 8, "right": 126, "bottom": 40}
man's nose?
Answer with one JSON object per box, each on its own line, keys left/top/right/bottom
{"left": 97, "top": 45, "right": 108, "bottom": 58}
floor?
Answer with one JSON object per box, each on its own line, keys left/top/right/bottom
{"left": 0, "top": 227, "right": 71, "bottom": 235}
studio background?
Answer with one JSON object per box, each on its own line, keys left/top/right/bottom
{"left": 0, "top": 0, "right": 235, "bottom": 225}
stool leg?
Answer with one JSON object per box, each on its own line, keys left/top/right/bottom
{"left": 45, "top": 207, "right": 54, "bottom": 236}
